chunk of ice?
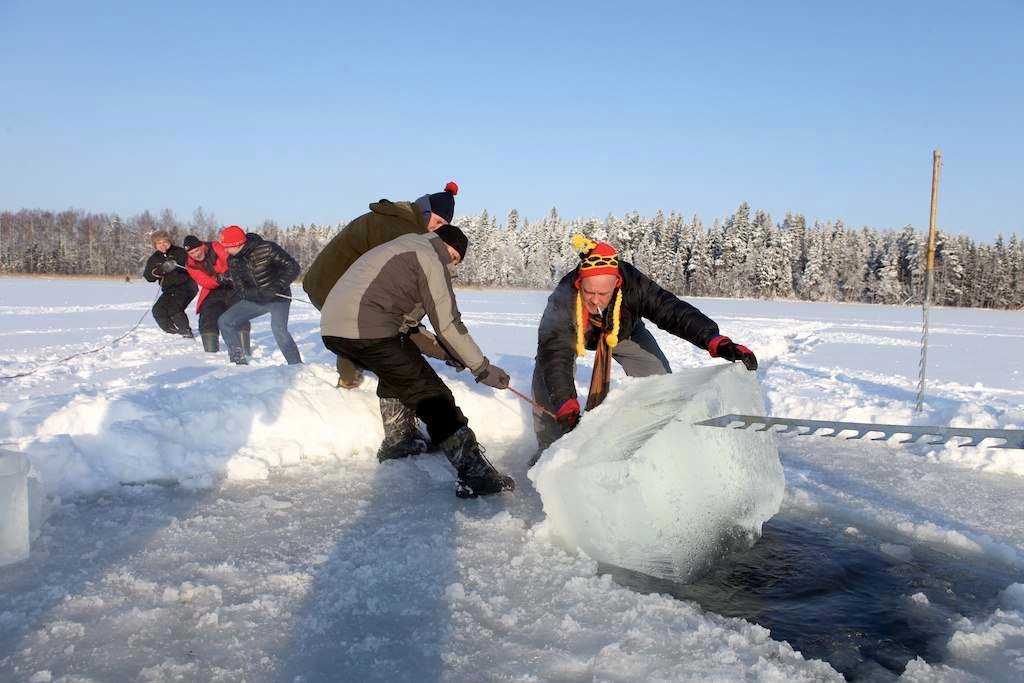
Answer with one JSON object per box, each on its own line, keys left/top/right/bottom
{"left": 0, "top": 448, "right": 31, "bottom": 566}
{"left": 529, "top": 364, "right": 784, "bottom": 582}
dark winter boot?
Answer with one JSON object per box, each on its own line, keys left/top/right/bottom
{"left": 228, "top": 348, "right": 248, "bottom": 365}
{"left": 376, "top": 398, "right": 429, "bottom": 462}
{"left": 239, "top": 329, "right": 252, "bottom": 357}
{"left": 201, "top": 332, "right": 219, "bottom": 353}
{"left": 440, "top": 426, "right": 515, "bottom": 498}
{"left": 179, "top": 328, "right": 195, "bottom": 339}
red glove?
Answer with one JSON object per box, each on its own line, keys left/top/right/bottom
{"left": 555, "top": 399, "right": 581, "bottom": 434}
{"left": 708, "top": 335, "right": 758, "bottom": 371}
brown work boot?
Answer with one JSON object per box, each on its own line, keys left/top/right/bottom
{"left": 336, "top": 355, "right": 364, "bottom": 389}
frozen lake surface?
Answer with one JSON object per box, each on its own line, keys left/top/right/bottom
{"left": 1, "top": 277, "right": 1023, "bottom": 681}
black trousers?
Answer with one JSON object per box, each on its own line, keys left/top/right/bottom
{"left": 153, "top": 282, "right": 198, "bottom": 334}
{"left": 322, "top": 335, "right": 467, "bottom": 443}
{"left": 198, "top": 287, "right": 249, "bottom": 334}
{"left": 532, "top": 321, "right": 672, "bottom": 450}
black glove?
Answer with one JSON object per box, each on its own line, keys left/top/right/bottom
{"left": 708, "top": 335, "right": 758, "bottom": 371}
{"left": 555, "top": 399, "right": 581, "bottom": 434}
{"left": 158, "top": 260, "right": 179, "bottom": 274}
{"left": 474, "top": 361, "right": 510, "bottom": 389}
{"left": 215, "top": 273, "right": 234, "bottom": 287}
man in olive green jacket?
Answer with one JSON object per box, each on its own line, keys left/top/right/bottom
{"left": 303, "top": 181, "right": 460, "bottom": 387}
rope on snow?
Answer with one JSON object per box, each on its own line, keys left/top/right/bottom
{"left": 0, "top": 293, "right": 160, "bottom": 381}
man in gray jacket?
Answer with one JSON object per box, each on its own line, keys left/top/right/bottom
{"left": 320, "top": 225, "right": 515, "bottom": 499}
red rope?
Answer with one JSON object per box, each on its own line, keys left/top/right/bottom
{"left": 507, "top": 385, "right": 557, "bottom": 419}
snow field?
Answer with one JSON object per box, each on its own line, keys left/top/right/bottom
{"left": 1, "top": 278, "right": 1023, "bottom": 680}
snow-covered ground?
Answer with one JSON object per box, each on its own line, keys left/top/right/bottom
{"left": 1, "top": 276, "right": 1023, "bottom": 682}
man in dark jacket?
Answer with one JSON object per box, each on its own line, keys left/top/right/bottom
{"left": 320, "top": 225, "right": 515, "bottom": 499}
{"left": 532, "top": 234, "right": 757, "bottom": 457}
{"left": 182, "top": 235, "right": 250, "bottom": 354}
{"left": 217, "top": 225, "right": 302, "bottom": 365}
{"left": 303, "top": 181, "right": 459, "bottom": 388}
{"left": 143, "top": 230, "right": 198, "bottom": 338}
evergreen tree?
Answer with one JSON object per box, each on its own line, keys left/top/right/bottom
{"left": 750, "top": 210, "right": 775, "bottom": 296}
{"left": 506, "top": 208, "right": 519, "bottom": 234}
{"left": 0, "top": 202, "right": 1017, "bottom": 310}
{"left": 686, "top": 220, "right": 713, "bottom": 296}
{"left": 871, "top": 234, "right": 906, "bottom": 304}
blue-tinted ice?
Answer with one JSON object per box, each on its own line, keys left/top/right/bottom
{"left": 529, "top": 364, "right": 784, "bottom": 582}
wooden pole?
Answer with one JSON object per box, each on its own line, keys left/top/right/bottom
{"left": 916, "top": 150, "right": 941, "bottom": 414}
{"left": 926, "top": 150, "right": 941, "bottom": 275}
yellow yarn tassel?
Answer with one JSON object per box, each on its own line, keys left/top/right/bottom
{"left": 575, "top": 292, "right": 586, "bottom": 356}
{"left": 571, "top": 234, "right": 597, "bottom": 255}
{"left": 606, "top": 289, "right": 622, "bottom": 348}
{"left": 575, "top": 288, "right": 622, "bottom": 355}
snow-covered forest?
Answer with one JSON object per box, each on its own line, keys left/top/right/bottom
{"left": 1, "top": 203, "right": 1021, "bottom": 309}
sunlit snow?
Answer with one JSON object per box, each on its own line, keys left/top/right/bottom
{"left": 1, "top": 277, "right": 1023, "bottom": 681}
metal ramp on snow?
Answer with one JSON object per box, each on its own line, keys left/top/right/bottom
{"left": 695, "top": 414, "right": 1024, "bottom": 450}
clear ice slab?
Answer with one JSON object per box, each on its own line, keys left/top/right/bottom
{"left": 0, "top": 448, "right": 31, "bottom": 566}
{"left": 529, "top": 363, "right": 784, "bottom": 582}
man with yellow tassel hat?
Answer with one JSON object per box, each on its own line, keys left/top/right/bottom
{"left": 530, "top": 234, "right": 757, "bottom": 461}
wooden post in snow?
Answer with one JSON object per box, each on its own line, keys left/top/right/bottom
{"left": 915, "top": 150, "right": 942, "bottom": 414}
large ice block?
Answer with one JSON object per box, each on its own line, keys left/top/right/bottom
{"left": 529, "top": 363, "right": 784, "bottom": 582}
{"left": 0, "top": 448, "right": 31, "bottom": 566}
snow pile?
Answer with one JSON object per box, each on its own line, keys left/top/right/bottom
{"left": 8, "top": 360, "right": 530, "bottom": 499}
{"left": 10, "top": 364, "right": 381, "bottom": 496}
{"left": 530, "top": 363, "right": 784, "bottom": 581}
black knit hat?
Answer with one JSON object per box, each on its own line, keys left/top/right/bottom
{"left": 435, "top": 224, "right": 469, "bottom": 261}
{"left": 183, "top": 235, "right": 203, "bottom": 250}
{"left": 428, "top": 181, "right": 459, "bottom": 223}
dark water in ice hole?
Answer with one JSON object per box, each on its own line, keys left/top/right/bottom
{"left": 602, "top": 515, "right": 1023, "bottom": 682}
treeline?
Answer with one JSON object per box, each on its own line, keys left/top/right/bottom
{"left": 1, "top": 204, "right": 1021, "bottom": 309}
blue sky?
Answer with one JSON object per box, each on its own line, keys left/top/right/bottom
{"left": 1, "top": 1, "right": 1021, "bottom": 241}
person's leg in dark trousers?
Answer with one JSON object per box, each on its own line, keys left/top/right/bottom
{"left": 611, "top": 321, "right": 672, "bottom": 376}
{"left": 199, "top": 291, "right": 225, "bottom": 351}
{"left": 268, "top": 299, "right": 301, "bottom": 365}
{"left": 151, "top": 290, "right": 180, "bottom": 334}
{"left": 323, "top": 335, "right": 463, "bottom": 443}
{"left": 529, "top": 321, "right": 670, "bottom": 465}
{"left": 198, "top": 289, "right": 229, "bottom": 352}
{"left": 199, "top": 289, "right": 251, "bottom": 353}
{"left": 323, "top": 335, "right": 513, "bottom": 497}
{"left": 167, "top": 282, "right": 198, "bottom": 336}
{"left": 531, "top": 362, "right": 566, "bottom": 455}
